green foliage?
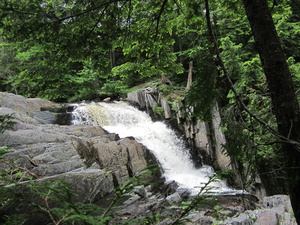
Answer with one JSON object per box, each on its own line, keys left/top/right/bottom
{"left": 0, "top": 40, "right": 19, "bottom": 92}
{"left": 0, "top": 160, "right": 161, "bottom": 224}
{"left": 221, "top": 102, "right": 285, "bottom": 193}
{"left": 0, "top": 213, "right": 27, "bottom": 225}
{"left": 219, "top": 33, "right": 284, "bottom": 191}
{"left": 272, "top": 0, "right": 300, "bottom": 58}
{"left": 159, "top": 84, "right": 174, "bottom": 97}
{"left": 205, "top": 0, "right": 297, "bottom": 194}
{"left": 287, "top": 57, "right": 300, "bottom": 101}
{"left": 0, "top": 0, "right": 188, "bottom": 100}
{"left": 152, "top": 103, "right": 164, "bottom": 116}
{"left": 100, "top": 79, "right": 128, "bottom": 97}
{"left": 0, "top": 114, "right": 15, "bottom": 133}
{"left": 0, "top": 0, "right": 122, "bottom": 101}
{"left": 0, "top": 147, "right": 9, "bottom": 160}
{"left": 10, "top": 42, "right": 107, "bottom": 101}
{"left": 26, "top": 180, "right": 111, "bottom": 225}
{"left": 0, "top": 0, "right": 299, "bottom": 202}
{"left": 111, "top": 0, "right": 184, "bottom": 81}
{"left": 184, "top": 54, "right": 218, "bottom": 121}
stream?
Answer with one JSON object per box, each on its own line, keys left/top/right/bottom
{"left": 71, "top": 101, "right": 240, "bottom": 195}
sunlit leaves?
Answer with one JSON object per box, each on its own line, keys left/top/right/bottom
{"left": 112, "top": 0, "right": 184, "bottom": 80}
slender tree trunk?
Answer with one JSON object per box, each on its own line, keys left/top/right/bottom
{"left": 242, "top": 0, "right": 300, "bottom": 223}
{"left": 110, "top": 50, "right": 116, "bottom": 68}
{"left": 185, "top": 61, "right": 193, "bottom": 91}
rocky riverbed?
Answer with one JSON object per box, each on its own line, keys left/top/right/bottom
{"left": 0, "top": 92, "right": 297, "bottom": 224}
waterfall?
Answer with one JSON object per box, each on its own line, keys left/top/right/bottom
{"left": 71, "top": 101, "right": 239, "bottom": 195}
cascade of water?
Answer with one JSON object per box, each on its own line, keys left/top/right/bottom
{"left": 71, "top": 101, "right": 238, "bottom": 195}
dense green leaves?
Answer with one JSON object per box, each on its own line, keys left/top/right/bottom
{"left": 0, "top": 0, "right": 299, "bottom": 198}
{"left": 0, "top": 114, "right": 15, "bottom": 133}
{"left": 0, "top": 0, "right": 188, "bottom": 101}
{"left": 0, "top": 0, "right": 128, "bottom": 101}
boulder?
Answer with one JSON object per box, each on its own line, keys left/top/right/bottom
{"left": 0, "top": 92, "right": 154, "bottom": 224}
{"left": 263, "top": 194, "right": 293, "bottom": 211}
{"left": 219, "top": 195, "right": 297, "bottom": 225}
{"left": 0, "top": 92, "right": 59, "bottom": 114}
{"left": 176, "top": 187, "right": 192, "bottom": 199}
{"left": 127, "top": 88, "right": 161, "bottom": 117}
{"left": 3, "top": 169, "right": 114, "bottom": 225}
{"left": 0, "top": 92, "right": 28, "bottom": 113}
{"left": 1, "top": 92, "right": 296, "bottom": 225}
{"left": 127, "top": 90, "right": 147, "bottom": 109}
{"left": 160, "top": 98, "right": 172, "bottom": 119}
{"left": 0, "top": 92, "right": 150, "bottom": 187}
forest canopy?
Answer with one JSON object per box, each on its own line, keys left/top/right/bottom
{"left": 1, "top": 0, "right": 300, "bottom": 223}
{"left": 0, "top": 0, "right": 299, "bottom": 102}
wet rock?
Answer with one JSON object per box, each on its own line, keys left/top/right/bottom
{"left": 29, "top": 111, "right": 57, "bottom": 124}
{"left": 0, "top": 92, "right": 28, "bottom": 113}
{"left": 4, "top": 168, "right": 114, "bottom": 225}
{"left": 123, "top": 195, "right": 141, "bottom": 206}
{"left": 1, "top": 92, "right": 296, "bottom": 225}
{"left": 0, "top": 92, "right": 59, "bottom": 114}
{"left": 157, "top": 218, "right": 174, "bottom": 225}
{"left": 133, "top": 185, "right": 147, "bottom": 198}
{"left": 185, "top": 213, "right": 216, "bottom": 225}
{"left": 127, "top": 90, "right": 147, "bottom": 109}
{"left": 220, "top": 213, "right": 253, "bottom": 225}
{"left": 176, "top": 187, "right": 191, "bottom": 199}
{"left": 0, "top": 92, "right": 156, "bottom": 224}
{"left": 1, "top": 92, "right": 151, "bottom": 188}
{"left": 166, "top": 192, "right": 182, "bottom": 203}
{"left": 263, "top": 194, "right": 293, "bottom": 211}
{"left": 219, "top": 195, "right": 296, "bottom": 225}
{"left": 162, "top": 180, "right": 179, "bottom": 196}
{"left": 103, "top": 97, "right": 111, "bottom": 102}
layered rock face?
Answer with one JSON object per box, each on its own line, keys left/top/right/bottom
{"left": 127, "top": 89, "right": 267, "bottom": 193}
{"left": 125, "top": 88, "right": 296, "bottom": 224}
{"left": 127, "top": 89, "right": 231, "bottom": 171}
{"left": 0, "top": 92, "right": 151, "bottom": 182}
{"left": 0, "top": 92, "right": 154, "bottom": 224}
{"left": 0, "top": 92, "right": 297, "bottom": 225}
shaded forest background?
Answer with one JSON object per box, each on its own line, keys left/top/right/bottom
{"left": 1, "top": 0, "right": 300, "bottom": 222}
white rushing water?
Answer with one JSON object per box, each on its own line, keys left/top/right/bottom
{"left": 71, "top": 101, "right": 237, "bottom": 195}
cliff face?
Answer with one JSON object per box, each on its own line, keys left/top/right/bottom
{"left": 126, "top": 89, "right": 231, "bottom": 170}
{"left": 126, "top": 88, "right": 268, "bottom": 195}
{"left": 0, "top": 92, "right": 296, "bottom": 224}
{"left": 0, "top": 92, "right": 155, "bottom": 224}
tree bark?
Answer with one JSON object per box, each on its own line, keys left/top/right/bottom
{"left": 110, "top": 50, "right": 116, "bottom": 68}
{"left": 160, "top": 74, "right": 173, "bottom": 85}
{"left": 185, "top": 61, "right": 193, "bottom": 91}
{"left": 242, "top": 0, "right": 300, "bottom": 223}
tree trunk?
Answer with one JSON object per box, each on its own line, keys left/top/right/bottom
{"left": 110, "top": 50, "right": 116, "bottom": 68}
{"left": 160, "top": 74, "right": 172, "bottom": 85}
{"left": 185, "top": 61, "right": 193, "bottom": 91}
{"left": 242, "top": 0, "right": 300, "bottom": 223}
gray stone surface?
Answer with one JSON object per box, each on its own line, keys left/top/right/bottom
{"left": 1, "top": 92, "right": 297, "bottom": 225}
{"left": 165, "top": 192, "right": 182, "bottom": 203}
{"left": 160, "top": 98, "right": 172, "bottom": 119}
{"left": 127, "top": 90, "right": 147, "bottom": 108}
{"left": 219, "top": 195, "right": 297, "bottom": 225}
{"left": 125, "top": 89, "right": 296, "bottom": 225}
{"left": 0, "top": 92, "right": 152, "bottom": 224}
